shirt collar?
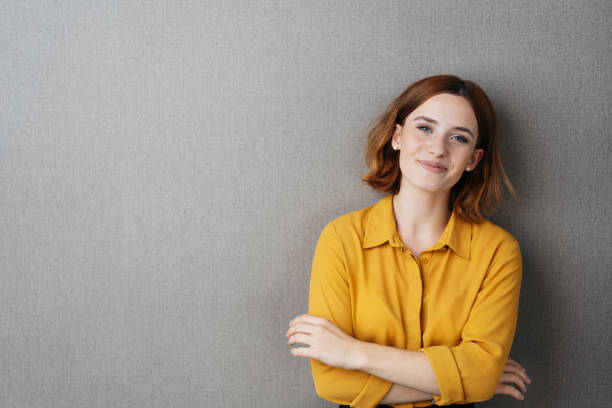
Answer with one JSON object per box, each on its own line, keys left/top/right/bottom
{"left": 362, "top": 194, "right": 471, "bottom": 260}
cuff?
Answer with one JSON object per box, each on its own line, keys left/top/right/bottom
{"left": 419, "top": 346, "right": 464, "bottom": 405}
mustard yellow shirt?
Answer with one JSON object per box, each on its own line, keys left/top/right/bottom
{"left": 308, "top": 194, "right": 522, "bottom": 407}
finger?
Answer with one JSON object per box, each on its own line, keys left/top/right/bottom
{"left": 496, "top": 383, "right": 524, "bottom": 400}
{"left": 288, "top": 315, "right": 346, "bottom": 340}
{"left": 290, "top": 314, "right": 327, "bottom": 327}
{"left": 290, "top": 345, "right": 312, "bottom": 358}
{"left": 500, "top": 373, "right": 527, "bottom": 393}
{"left": 504, "top": 364, "right": 532, "bottom": 385}
{"left": 288, "top": 314, "right": 308, "bottom": 325}
{"left": 507, "top": 357, "right": 526, "bottom": 372}
{"left": 286, "top": 322, "right": 316, "bottom": 338}
{"left": 288, "top": 332, "right": 313, "bottom": 347}
{"left": 507, "top": 356, "right": 518, "bottom": 366}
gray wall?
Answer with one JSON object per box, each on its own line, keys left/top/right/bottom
{"left": 1, "top": 1, "right": 610, "bottom": 407}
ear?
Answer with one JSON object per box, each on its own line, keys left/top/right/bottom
{"left": 466, "top": 148, "right": 484, "bottom": 170}
{"left": 392, "top": 124, "right": 402, "bottom": 147}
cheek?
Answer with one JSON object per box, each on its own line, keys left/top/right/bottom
{"left": 450, "top": 149, "right": 474, "bottom": 169}
{"left": 398, "top": 149, "right": 416, "bottom": 168}
{"left": 403, "top": 136, "right": 422, "bottom": 151}
{"left": 400, "top": 139, "right": 422, "bottom": 158}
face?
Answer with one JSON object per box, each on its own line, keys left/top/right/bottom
{"left": 391, "top": 93, "right": 484, "bottom": 195}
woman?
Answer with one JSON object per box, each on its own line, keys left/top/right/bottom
{"left": 286, "top": 75, "right": 531, "bottom": 408}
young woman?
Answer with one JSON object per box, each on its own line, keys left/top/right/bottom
{"left": 286, "top": 75, "right": 531, "bottom": 408}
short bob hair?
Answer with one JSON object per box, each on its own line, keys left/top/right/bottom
{"left": 361, "top": 74, "right": 518, "bottom": 223}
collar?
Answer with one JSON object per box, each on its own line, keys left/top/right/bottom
{"left": 362, "top": 194, "right": 471, "bottom": 260}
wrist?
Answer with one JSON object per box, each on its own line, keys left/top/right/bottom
{"left": 346, "top": 338, "right": 369, "bottom": 371}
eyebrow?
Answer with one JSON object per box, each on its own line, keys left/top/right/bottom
{"left": 412, "top": 115, "right": 475, "bottom": 138}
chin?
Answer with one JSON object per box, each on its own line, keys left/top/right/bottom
{"left": 410, "top": 181, "right": 450, "bottom": 194}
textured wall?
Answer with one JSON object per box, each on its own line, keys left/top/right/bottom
{"left": 1, "top": 1, "right": 610, "bottom": 407}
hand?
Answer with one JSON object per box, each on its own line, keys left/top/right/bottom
{"left": 495, "top": 357, "right": 532, "bottom": 400}
{"left": 286, "top": 313, "right": 360, "bottom": 370}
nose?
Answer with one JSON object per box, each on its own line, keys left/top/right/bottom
{"left": 427, "top": 136, "right": 448, "bottom": 157}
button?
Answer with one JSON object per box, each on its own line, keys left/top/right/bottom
{"left": 421, "top": 257, "right": 429, "bottom": 264}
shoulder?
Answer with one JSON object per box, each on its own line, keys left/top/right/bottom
{"left": 318, "top": 201, "right": 376, "bottom": 245}
{"left": 471, "top": 218, "right": 520, "bottom": 250}
{"left": 470, "top": 218, "right": 522, "bottom": 269}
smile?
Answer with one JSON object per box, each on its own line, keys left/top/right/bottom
{"left": 418, "top": 160, "right": 447, "bottom": 174}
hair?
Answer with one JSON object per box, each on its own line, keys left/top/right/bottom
{"left": 361, "top": 74, "right": 518, "bottom": 223}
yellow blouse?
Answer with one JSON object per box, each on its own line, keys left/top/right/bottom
{"left": 308, "top": 194, "right": 522, "bottom": 407}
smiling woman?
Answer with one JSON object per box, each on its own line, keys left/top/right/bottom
{"left": 286, "top": 75, "right": 531, "bottom": 408}
{"left": 389, "top": 93, "right": 485, "bottom": 218}
{"left": 362, "top": 75, "right": 515, "bottom": 223}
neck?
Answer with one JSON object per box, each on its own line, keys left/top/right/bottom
{"left": 392, "top": 183, "right": 451, "bottom": 238}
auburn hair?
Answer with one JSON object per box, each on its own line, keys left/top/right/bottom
{"left": 361, "top": 74, "right": 518, "bottom": 222}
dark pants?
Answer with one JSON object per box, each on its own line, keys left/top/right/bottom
{"left": 338, "top": 404, "right": 474, "bottom": 407}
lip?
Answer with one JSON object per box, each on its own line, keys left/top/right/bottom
{"left": 418, "top": 160, "right": 447, "bottom": 173}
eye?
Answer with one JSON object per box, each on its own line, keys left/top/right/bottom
{"left": 417, "top": 126, "right": 432, "bottom": 133}
{"left": 452, "top": 135, "right": 469, "bottom": 143}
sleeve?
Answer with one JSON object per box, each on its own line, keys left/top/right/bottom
{"left": 419, "top": 238, "right": 523, "bottom": 405}
{"left": 308, "top": 221, "right": 393, "bottom": 408}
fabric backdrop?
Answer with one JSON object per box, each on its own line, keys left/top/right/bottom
{"left": 1, "top": 1, "right": 610, "bottom": 407}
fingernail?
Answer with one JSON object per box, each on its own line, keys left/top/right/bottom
{"left": 520, "top": 395, "right": 525, "bottom": 400}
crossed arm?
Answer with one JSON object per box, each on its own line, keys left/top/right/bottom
{"left": 378, "top": 359, "right": 529, "bottom": 404}
{"left": 287, "top": 223, "right": 530, "bottom": 407}
{"left": 286, "top": 314, "right": 531, "bottom": 405}
{"left": 286, "top": 313, "right": 439, "bottom": 403}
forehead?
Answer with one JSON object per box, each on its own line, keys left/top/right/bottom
{"left": 408, "top": 93, "right": 477, "bottom": 129}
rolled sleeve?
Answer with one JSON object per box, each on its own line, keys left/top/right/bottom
{"left": 308, "top": 222, "right": 393, "bottom": 407}
{"left": 420, "top": 239, "right": 523, "bottom": 405}
{"left": 419, "top": 346, "right": 464, "bottom": 403}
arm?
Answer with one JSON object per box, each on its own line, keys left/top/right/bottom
{"left": 379, "top": 356, "right": 532, "bottom": 404}
{"left": 380, "top": 383, "right": 435, "bottom": 405}
{"left": 346, "top": 239, "right": 522, "bottom": 405}
{"left": 351, "top": 343, "right": 439, "bottom": 395}
{"left": 289, "top": 310, "right": 439, "bottom": 404}
{"left": 419, "top": 239, "right": 523, "bottom": 405}
{"left": 306, "top": 222, "right": 394, "bottom": 407}
{"left": 297, "top": 224, "right": 522, "bottom": 405}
